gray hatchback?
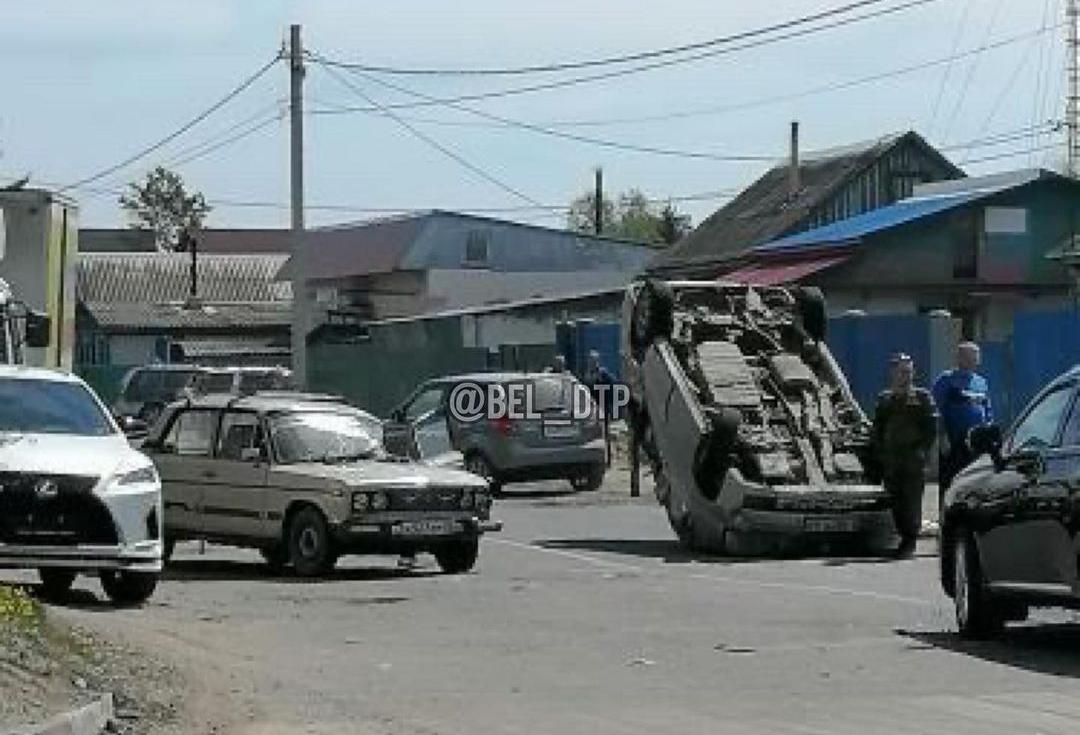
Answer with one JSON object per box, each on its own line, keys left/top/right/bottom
{"left": 384, "top": 373, "right": 607, "bottom": 494}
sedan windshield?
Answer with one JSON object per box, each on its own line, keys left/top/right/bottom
{"left": 0, "top": 378, "right": 115, "bottom": 436}
{"left": 270, "top": 411, "right": 382, "bottom": 464}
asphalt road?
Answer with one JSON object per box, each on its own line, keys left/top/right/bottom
{"left": 7, "top": 471, "right": 1080, "bottom": 734}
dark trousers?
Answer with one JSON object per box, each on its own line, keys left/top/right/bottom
{"left": 885, "top": 462, "right": 925, "bottom": 543}
{"left": 938, "top": 444, "right": 974, "bottom": 515}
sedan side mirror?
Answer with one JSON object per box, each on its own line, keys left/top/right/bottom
{"left": 118, "top": 415, "right": 149, "bottom": 436}
{"left": 24, "top": 310, "right": 51, "bottom": 349}
{"left": 1009, "top": 446, "right": 1046, "bottom": 478}
{"left": 968, "top": 424, "right": 1004, "bottom": 469}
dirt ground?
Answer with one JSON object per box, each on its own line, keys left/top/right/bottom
{"left": 0, "top": 584, "right": 185, "bottom": 734}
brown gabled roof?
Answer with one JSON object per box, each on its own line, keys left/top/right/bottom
{"left": 652, "top": 131, "right": 962, "bottom": 271}
{"left": 77, "top": 253, "right": 291, "bottom": 303}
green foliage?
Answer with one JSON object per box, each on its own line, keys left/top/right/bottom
{"left": 0, "top": 584, "right": 40, "bottom": 627}
{"left": 567, "top": 188, "right": 691, "bottom": 247}
{"left": 119, "top": 166, "right": 211, "bottom": 251}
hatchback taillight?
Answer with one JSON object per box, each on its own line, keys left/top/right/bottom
{"left": 490, "top": 415, "right": 514, "bottom": 436}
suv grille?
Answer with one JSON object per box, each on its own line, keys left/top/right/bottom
{"left": 0, "top": 473, "right": 115, "bottom": 546}
{"left": 388, "top": 487, "right": 463, "bottom": 512}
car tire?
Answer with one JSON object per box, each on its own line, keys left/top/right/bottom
{"left": 260, "top": 545, "right": 288, "bottom": 575}
{"left": 794, "top": 286, "right": 827, "bottom": 342}
{"left": 465, "top": 453, "right": 502, "bottom": 496}
{"left": 434, "top": 538, "right": 480, "bottom": 574}
{"left": 288, "top": 507, "right": 336, "bottom": 578}
{"left": 99, "top": 571, "right": 158, "bottom": 607}
{"left": 38, "top": 569, "right": 77, "bottom": 600}
{"left": 953, "top": 532, "right": 1003, "bottom": 639}
{"left": 571, "top": 464, "right": 605, "bottom": 492}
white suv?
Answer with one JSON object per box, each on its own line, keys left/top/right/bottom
{"left": 0, "top": 366, "right": 163, "bottom": 605}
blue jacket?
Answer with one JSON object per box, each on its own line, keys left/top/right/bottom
{"left": 932, "top": 369, "right": 993, "bottom": 447}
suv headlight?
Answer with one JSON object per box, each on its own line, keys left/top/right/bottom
{"left": 112, "top": 465, "right": 159, "bottom": 487}
{"left": 352, "top": 492, "right": 370, "bottom": 513}
{"left": 460, "top": 489, "right": 474, "bottom": 509}
{"left": 369, "top": 490, "right": 389, "bottom": 511}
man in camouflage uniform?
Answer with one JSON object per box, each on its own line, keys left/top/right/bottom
{"left": 872, "top": 353, "right": 937, "bottom": 558}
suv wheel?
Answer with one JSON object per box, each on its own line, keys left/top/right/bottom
{"left": 465, "top": 454, "right": 502, "bottom": 496}
{"left": 953, "top": 532, "right": 1003, "bottom": 639}
{"left": 288, "top": 507, "right": 336, "bottom": 578}
{"left": 434, "top": 538, "right": 479, "bottom": 574}
{"left": 99, "top": 571, "right": 158, "bottom": 607}
{"left": 571, "top": 464, "right": 605, "bottom": 492}
{"left": 38, "top": 569, "right": 77, "bottom": 600}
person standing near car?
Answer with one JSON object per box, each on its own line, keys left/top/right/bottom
{"left": 872, "top": 353, "right": 937, "bottom": 558}
{"left": 584, "top": 351, "right": 615, "bottom": 466}
{"left": 933, "top": 342, "right": 993, "bottom": 504}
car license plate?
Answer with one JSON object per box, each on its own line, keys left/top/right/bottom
{"left": 391, "top": 520, "right": 457, "bottom": 536}
{"left": 543, "top": 423, "right": 578, "bottom": 438}
{"left": 804, "top": 516, "right": 857, "bottom": 533}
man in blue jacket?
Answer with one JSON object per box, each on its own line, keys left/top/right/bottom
{"left": 932, "top": 342, "right": 993, "bottom": 505}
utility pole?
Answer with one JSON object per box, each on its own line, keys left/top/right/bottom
{"left": 1068, "top": 0, "right": 1080, "bottom": 176}
{"left": 593, "top": 167, "right": 603, "bottom": 235}
{"left": 289, "top": 24, "right": 309, "bottom": 385}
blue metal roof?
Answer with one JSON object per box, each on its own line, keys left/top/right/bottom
{"left": 756, "top": 190, "right": 987, "bottom": 253}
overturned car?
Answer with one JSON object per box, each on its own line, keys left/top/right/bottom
{"left": 622, "top": 280, "right": 893, "bottom": 555}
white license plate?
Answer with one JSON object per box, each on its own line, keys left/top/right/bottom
{"left": 543, "top": 423, "right": 578, "bottom": 438}
{"left": 391, "top": 520, "right": 457, "bottom": 536}
{"left": 804, "top": 516, "right": 857, "bottom": 533}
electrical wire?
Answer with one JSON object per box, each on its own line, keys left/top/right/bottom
{"left": 59, "top": 54, "right": 281, "bottom": 192}
{"left": 315, "top": 57, "right": 775, "bottom": 163}
{"left": 926, "top": 0, "right": 972, "bottom": 137}
{"left": 162, "top": 100, "right": 286, "bottom": 166}
{"left": 956, "top": 141, "right": 1060, "bottom": 166}
{"left": 940, "top": 0, "right": 1004, "bottom": 144}
{"left": 324, "top": 0, "right": 926, "bottom": 76}
{"left": 309, "top": 0, "right": 945, "bottom": 114}
{"left": 313, "top": 65, "right": 544, "bottom": 207}
{"left": 167, "top": 112, "right": 285, "bottom": 169}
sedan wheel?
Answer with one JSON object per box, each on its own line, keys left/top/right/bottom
{"left": 434, "top": 538, "right": 479, "bottom": 574}
{"left": 99, "top": 571, "right": 158, "bottom": 607}
{"left": 37, "top": 569, "right": 77, "bottom": 600}
{"left": 953, "top": 533, "right": 1002, "bottom": 639}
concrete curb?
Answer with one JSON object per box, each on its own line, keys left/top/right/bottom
{"left": 9, "top": 694, "right": 114, "bottom": 735}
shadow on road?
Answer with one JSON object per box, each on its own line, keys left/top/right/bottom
{"left": 538, "top": 537, "right": 906, "bottom": 566}
{"left": 163, "top": 558, "right": 440, "bottom": 583}
{"left": 897, "top": 625, "right": 1080, "bottom": 679}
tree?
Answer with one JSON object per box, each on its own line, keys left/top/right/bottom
{"left": 119, "top": 167, "right": 211, "bottom": 251}
{"left": 567, "top": 187, "right": 691, "bottom": 246}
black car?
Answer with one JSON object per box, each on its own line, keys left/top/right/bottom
{"left": 940, "top": 365, "right": 1080, "bottom": 638}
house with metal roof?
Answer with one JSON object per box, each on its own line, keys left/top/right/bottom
{"left": 720, "top": 168, "right": 1080, "bottom": 340}
{"left": 276, "top": 209, "right": 655, "bottom": 321}
{"left": 651, "top": 129, "right": 963, "bottom": 276}
{"left": 76, "top": 252, "right": 292, "bottom": 374}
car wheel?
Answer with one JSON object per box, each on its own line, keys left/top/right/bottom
{"left": 571, "top": 464, "right": 605, "bottom": 492}
{"left": 434, "top": 538, "right": 480, "bottom": 574}
{"left": 99, "top": 571, "right": 158, "bottom": 607}
{"left": 288, "top": 507, "right": 336, "bottom": 578}
{"left": 465, "top": 454, "right": 502, "bottom": 496}
{"left": 953, "top": 532, "right": 1003, "bottom": 639}
{"left": 37, "top": 569, "right": 77, "bottom": 600}
{"left": 260, "top": 545, "right": 288, "bottom": 574}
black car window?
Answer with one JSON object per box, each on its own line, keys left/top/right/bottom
{"left": 1009, "top": 385, "right": 1074, "bottom": 452}
{"left": 197, "top": 373, "right": 235, "bottom": 394}
{"left": 0, "top": 378, "right": 115, "bottom": 436}
{"left": 217, "top": 411, "right": 264, "bottom": 460}
{"left": 165, "top": 409, "right": 219, "bottom": 456}
{"left": 1061, "top": 396, "right": 1080, "bottom": 448}
{"left": 405, "top": 386, "right": 445, "bottom": 422}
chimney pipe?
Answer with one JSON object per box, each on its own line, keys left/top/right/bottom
{"left": 789, "top": 121, "right": 801, "bottom": 196}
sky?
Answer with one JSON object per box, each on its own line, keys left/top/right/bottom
{"left": 0, "top": 0, "right": 1068, "bottom": 230}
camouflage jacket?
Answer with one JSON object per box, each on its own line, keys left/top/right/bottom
{"left": 872, "top": 387, "right": 937, "bottom": 464}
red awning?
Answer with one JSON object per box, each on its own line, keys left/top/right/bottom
{"left": 720, "top": 254, "right": 850, "bottom": 286}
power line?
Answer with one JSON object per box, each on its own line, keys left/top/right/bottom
{"left": 324, "top": 0, "right": 925, "bottom": 76}
{"left": 315, "top": 56, "right": 775, "bottom": 163}
{"left": 927, "top": 0, "right": 973, "bottom": 137}
{"left": 162, "top": 100, "right": 286, "bottom": 166}
{"left": 940, "top": 0, "right": 1004, "bottom": 144}
{"left": 310, "top": 23, "right": 1057, "bottom": 130}
{"left": 60, "top": 55, "right": 281, "bottom": 192}
{"left": 315, "top": 64, "right": 544, "bottom": 207}
{"left": 309, "top": 0, "right": 945, "bottom": 115}
{"left": 956, "top": 141, "right": 1060, "bottom": 166}
{"left": 167, "top": 112, "right": 284, "bottom": 168}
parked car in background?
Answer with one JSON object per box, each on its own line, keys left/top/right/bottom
{"left": 384, "top": 372, "right": 607, "bottom": 495}
{"left": 142, "top": 392, "right": 498, "bottom": 576}
{"left": 190, "top": 366, "right": 295, "bottom": 397}
{"left": 940, "top": 365, "right": 1080, "bottom": 638}
{"left": 112, "top": 364, "right": 204, "bottom": 427}
{"left": 0, "top": 366, "right": 163, "bottom": 605}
